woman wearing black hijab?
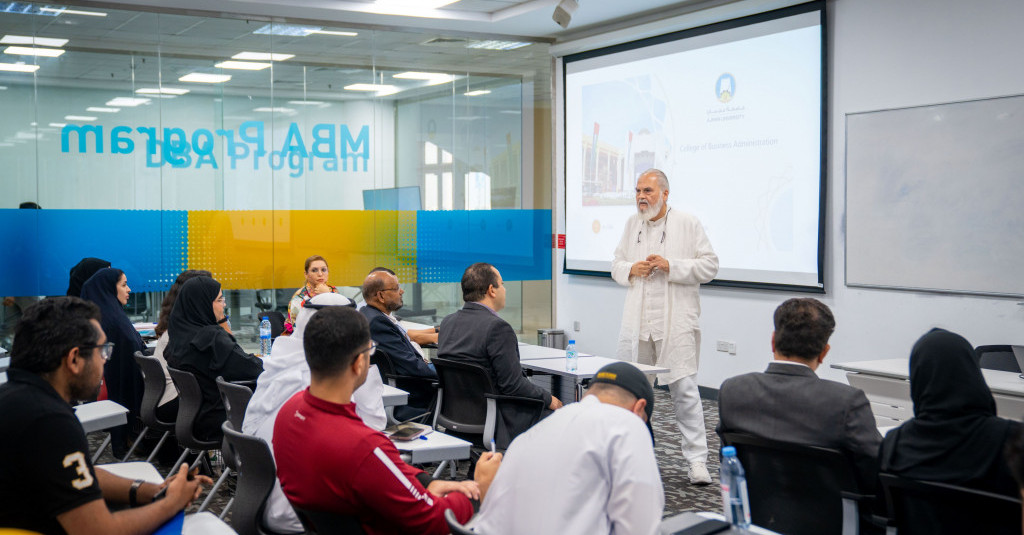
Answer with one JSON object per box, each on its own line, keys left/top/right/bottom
{"left": 880, "top": 328, "right": 1023, "bottom": 497}
{"left": 166, "top": 276, "right": 263, "bottom": 441}
{"left": 80, "top": 267, "right": 146, "bottom": 455}
{"left": 67, "top": 257, "right": 111, "bottom": 297}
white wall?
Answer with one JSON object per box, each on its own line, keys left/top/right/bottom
{"left": 556, "top": 0, "right": 1024, "bottom": 389}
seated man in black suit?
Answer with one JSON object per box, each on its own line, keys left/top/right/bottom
{"left": 717, "top": 298, "right": 882, "bottom": 491}
{"left": 361, "top": 269, "right": 437, "bottom": 418}
{"left": 437, "top": 263, "right": 562, "bottom": 446}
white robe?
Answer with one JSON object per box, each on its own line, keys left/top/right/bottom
{"left": 612, "top": 207, "right": 718, "bottom": 384}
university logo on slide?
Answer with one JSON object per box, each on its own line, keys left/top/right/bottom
{"left": 716, "top": 73, "right": 736, "bottom": 103}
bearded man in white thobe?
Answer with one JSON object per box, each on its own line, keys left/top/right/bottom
{"left": 612, "top": 168, "right": 719, "bottom": 484}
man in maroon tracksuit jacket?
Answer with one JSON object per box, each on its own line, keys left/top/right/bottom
{"left": 274, "top": 306, "right": 502, "bottom": 535}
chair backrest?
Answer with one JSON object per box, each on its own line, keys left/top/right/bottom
{"left": 167, "top": 366, "right": 219, "bottom": 449}
{"left": 976, "top": 345, "right": 1020, "bottom": 373}
{"left": 215, "top": 376, "right": 253, "bottom": 429}
{"left": 879, "top": 473, "right": 1022, "bottom": 535}
{"left": 720, "top": 432, "right": 862, "bottom": 535}
{"left": 221, "top": 421, "right": 279, "bottom": 535}
{"left": 369, "top": 348, "right": 398, "bottom": 383}
{"left": 431, "top": 357, "right": 496, "bottom": 437}
{"left": 444, "top": 508, "right": 476, "bottom": 535}
{"left": 293, "top": 507, "right": 367, "bottom": 535}
{"left": 133, "top": 351, "right": 176, "bottom": 429}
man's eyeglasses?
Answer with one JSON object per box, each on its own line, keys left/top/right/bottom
{"left": 378, "top": 287, "right": 401, "bottom": 294}
{"left": 362, "top": 340, "right": 377, "bottom": 358}
{"left": 81, "top": 342, "right": 115, "bottom": 361}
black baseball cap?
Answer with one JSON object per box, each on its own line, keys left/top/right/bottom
{"left": 589, "top": 361, "right": 655, "bottom": 443}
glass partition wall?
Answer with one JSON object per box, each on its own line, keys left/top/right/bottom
{"left": 0, "top": 5, "right": 552, "bottom": 349}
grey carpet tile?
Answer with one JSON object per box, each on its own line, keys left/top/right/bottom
{"left": 87, "top": 390, "right": 725, "bottom": 521}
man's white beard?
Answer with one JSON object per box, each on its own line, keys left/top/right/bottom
{"left": 637, "top": 197, "right": 664, "bottom": 221}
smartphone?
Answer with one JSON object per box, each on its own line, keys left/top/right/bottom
{"left": 390, "top": 427, "right": 425, "bottom": 441}
{"left": 152, "top": 465, "right": 198, "bottom": 501}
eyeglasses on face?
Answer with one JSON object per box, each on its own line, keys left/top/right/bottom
{"left": 379, "top": 286, "right": 401, "bottom": 294}
{"left": 80, "top": 342, "right": 115, "bottom": 361}
{"left": 215, "top": 295, "right": 227, "bottom": 304}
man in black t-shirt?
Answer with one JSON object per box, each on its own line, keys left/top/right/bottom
{"left": 0, "top": 297, "right": 209, "bottom": 535}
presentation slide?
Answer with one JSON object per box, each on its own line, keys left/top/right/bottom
{"left": 563, "top": 7, "right": 824, "bottom": 289}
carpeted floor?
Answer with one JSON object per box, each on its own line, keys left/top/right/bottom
{"left": 89, "top": 389, "right": 724, "bottom": 521}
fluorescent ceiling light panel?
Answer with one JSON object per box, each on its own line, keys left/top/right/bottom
{"left": 287, "top": 100, "right": 328, "bottom": 106}
{"left": 4, "top": 46, "right": 64, "bottom": 57}
{"left": 464, "top": 90, "right": 491, "bottom": 96}
{"left": 393, "top": 71, "right": 454, "bottom": 85}
{"left": 179, "top": 73, "right": 231, "bottom": 83}
{"left": 0, "top": 63, "right": 39, "bottom": 72}
{"left": 1, "top": 35, "right": 68, "bottom": 47}
{"left": 64, "top": 115, "right": 97, "bottom": 121}
{"left": 376, "top": 88, "right": 400, "bottom": 97}
{"left": 253, "top": 23, "right": 321, "bottom": 36}
{"left": 215, "top": 60, "right": 271, "bottom": 71}
{"left": 308, "top": 30, "right": 358, "bottom": 37}
{"left": 466, "top": 40, "right": 531, "bottom": 50}
{"left": 49, "top": 122, "right": 66, "bottom": 127}
{"left": 106, "top": 97, "right": 150, "bottom": 107}
{"left": 253, "top": 107, "right": 296, "bottom": 113}
{"left": 375, "top": 0, "right": 459, "bottom": 8}
{"left": 135, "top": 87, "right": 189, "bottom": 95}
{"left": 344, "top": 83, "right": 395, "bottom": 92}
{"left": 231, "top": 52, "right": 294, "bottom": 61}
{"left": 86, "top": 107, "right": 119, "bottom": 113}
{"left": 39, "top": 7, "right": 107, "bottom": 16}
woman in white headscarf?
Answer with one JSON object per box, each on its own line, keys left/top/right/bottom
{"left": 241, "top": 292, "right": 387, "bottom": 534}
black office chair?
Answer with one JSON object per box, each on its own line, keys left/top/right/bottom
{"left": 263, "top": 310, "right": 286, "bottom": 340}
{"left": 221, "top": 421, "right": 293, "bottom": 535}
{"left": 976, "top": 345, "right": 1020, "bottom": 373}
{"left": 122, "top": 352, "right": 177, "bottom": 463}
{"left": 720, "top": 432, "right": 874, "bottom": 535}
{"left": 167, "top": 367, "right": 230, "bottom": 512}
{"left": 445, "top": 508, "right": 476, "bottom": 535}
{"left": 214, "top": 376, "right": 253, "bottom": 517}
{"left": 371, "top": 348, "right": 438, "bottom": 424}
{"left": 878, "top": 473, "right": 1022, "bottom": 535}
{"left": 293, "top": 507, "right": 366, "bottom": 535}
{"left": 431, "top": 357, "right": 545, "bottom": 450}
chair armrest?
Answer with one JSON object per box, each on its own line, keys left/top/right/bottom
{"left": 483, "top": 393, "right": 546, "bottom": 409}
{"left": 387, "top": 374, "right": 438, "bottom": 388}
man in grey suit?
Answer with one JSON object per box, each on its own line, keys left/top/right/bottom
{"left": 438, "top": 263, "right": 562, "bottom": 447}
{"left": 717, "top": 298, "right": 881, "bottom": 490}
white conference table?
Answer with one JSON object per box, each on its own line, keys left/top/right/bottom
{"left": 392, "top": 430, "right": 472, "bottom": 478}
{"left": 832, "top": 359, "right": 1024, "bottom": 425}
{"left": 75, "top": 399, "right": 129, "bottom": 463}
{"left": 382, "top": 384, "right": 409, "bottom": 407}
{"left": 521, "top": 355, "right": 669, "bottom": 401}
{"left": 659, "top": 512, "right": 781, "bottom": 534}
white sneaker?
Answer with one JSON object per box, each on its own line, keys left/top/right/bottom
{"left": 688, "top": 461, "right": 712, "bottom": 485}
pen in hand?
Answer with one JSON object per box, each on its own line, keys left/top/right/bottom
{"left": 490, "top": 439, "right": 496, "bottom": 454}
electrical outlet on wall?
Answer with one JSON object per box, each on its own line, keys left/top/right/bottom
{"left": 716, "top": 340, "right": 729, "bottom": 352}
{"left": 573, "top": 321, "right": 580, "bottom": 332}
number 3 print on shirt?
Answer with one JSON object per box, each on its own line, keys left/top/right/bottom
{"left": 63, "top": 451, "right": 94, "bottom": 490}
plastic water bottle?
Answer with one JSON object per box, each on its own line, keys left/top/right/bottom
{"left": 720, "top": 446, "right": 751, "bottom": 528}
{"left": 259, "top": 316, "right": 272, "bottom": 357}
{"left": 565, "top": 339, "right": 578, "bottom": 372}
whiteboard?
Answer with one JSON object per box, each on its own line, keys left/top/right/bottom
{"left": 845, "top": 95, "right": 1024, "bottom": 298}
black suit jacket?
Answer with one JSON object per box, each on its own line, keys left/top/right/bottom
{"left": 438, "top": 302, "right": 551, "bottom": 444}
{"left": 717, "top": 361, "right": 882, "bottom": 492}
{"left": 361, "top": 305, "right": 437, "bottom": 410}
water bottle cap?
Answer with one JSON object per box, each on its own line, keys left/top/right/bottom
{"left": 568, "top": 339, "right": 575, "bottom": 344}
{"left": 722, "top": 446, "right": 737, "bottom": 456}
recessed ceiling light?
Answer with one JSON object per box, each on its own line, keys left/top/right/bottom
{"left": 179, "top": 73, "right": 232, "bottom": 84}
{"left": 39, "top": 7, "right": 107, "bottom": 16}
{"left": 106, "top": 97, "right": 151, "bottom": 107}
{"left": 287, "top": 100, "right": 329, "bottom": 106}
{"left": 308, "top": 30, "right": 358, "bottom": 37}
{"left": 464, "top": 90, "right": 491, "bottom": 96}
{"left": 393, "top": 71, "right": 454, "bottom": 85}
{"left": 65, "top": 115, "right": 97, "bottom": 121}
{"left": 466, "top": 40, "right": 531, "bottom": 50}
{"left": 86, "top": 107, "right": 120, "bottom": 113}
{"left": 0, "top": 63, "right": 39, "bottom": 73}
{"left": 376, "top": 88, "right": 401, "bottom": 97}
{"left": 1, "top": 35, "right": 68, "bottom": 47}
{"left": 253, "top": 107, "right": 296, "bottom": 113}
{"left": 253, "top": 23, "right": 321, "bottom": 36}
{"left": 4, "top": 46, "right": 64, "bottom": 57}
{"left": 231, "top": 52, "right": 294, "bottom": 61}
{"left": 215, "top": 60, "right": 272, "bottom": 71}
{"left": 135, "top": 87, "right": 190, "bottom": 95}
{"left": 375, "top": 0, "right": 459, "bottom": 8}
{"left": 0, "top": 85, "right": 7, "bottom": 90}
{"left": 49, "top": 122, "right": 66, "bottom": 128}
{"left": 344, "top": 83, "right": 396, "bottom": 92}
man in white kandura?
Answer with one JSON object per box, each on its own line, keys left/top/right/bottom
{"left": 612, "top": 168, "right": 719, "bottom": 485}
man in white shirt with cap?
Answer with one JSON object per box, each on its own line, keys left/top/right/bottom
{"left": 471, "top": 361, "right": 664, "bottom": 535}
